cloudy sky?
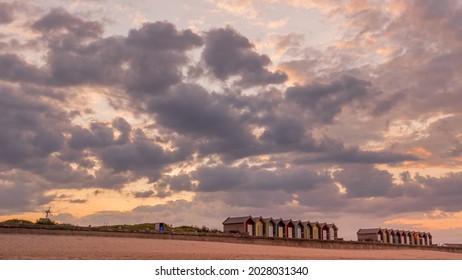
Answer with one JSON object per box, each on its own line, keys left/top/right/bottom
{"left": 1, "top": 0, "right": 462, "bottom": 243}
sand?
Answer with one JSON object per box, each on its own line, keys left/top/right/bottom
{"left": 1, "top": 233, "right": 461, "bottom": 259}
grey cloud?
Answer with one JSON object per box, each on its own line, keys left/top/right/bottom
{"left": 334, "top": 165, "right": 395, "bottom": 198}
{"left": 149, "top": 83, "right": 242, "bottom": 138}
{"left": 416, "top": 172, "right": 462, "bottom": 198}
{"left": 0, "top": 86, "right": 65, "bottom": 166}
{"left": 20, "top": 157, "right": 92, "bottom": 187}
{"left": 203, "top": 26, "right": 287, "bottom": 88}
{"left": 162, "top": 174, "right": 195, "bottom": 192}
{"left": 126, "top": 21, "right": 203, "bottom": 51}
{"left": 148, "top": 83, "right": 259, "bottom": 160}
{"left": 132, "top": 190, "right": 154, "bottom": 198}
{"left": 286, "top": 75, "right": 372, "bottom": 123}
{"left": 100, "top": 129, "right": 186, "bottom": 182}
{"left": 190, "top": 164, "right": 330, "bottom": 193}
{"left": 258, "top": 116, "right": 317, "bottom": 152}
{"left": 0, "top": 84, "right": 130, "bottom": 191}
{"left": 69, "top": 123, "right": 115, "bottom": 150}
{"left": 40, "top": 20, "right": 203, "bottom": 96}
{"left": 308, "top": 147, "right": 419, "bottom": 165}
{"left": 0, "top": 54, "right": 45, "bottom": 83}
{"left": 45, "top": 37, "right": 127, "bottom": 86}
{"left": 0, "top": 2, "right": 14, "bottom": 24}
{"left": 112, "top": 117, "right": 132, "bottom": 145}
{"left": 296, "top": 183, "right": 348, "bottom": 212}
{"left": 124, "top": 22, "right": 202, "bottom": 96}
{"left": 328, "top": 170, "right": 462, "bottom": 215}
{"left": 372, "top": 91, "right": 407, "bottom": 116}
{"left": 197, "top": 190, "right": 295, "bottom": 208}
{"left": 32, "top": 8, "right": 103, "bottom": 38}
{"left": 69, "top": 199, "right": 87, "bottom": 204}
{"left": 0, "top": 176, "right": 54, "bottom": 214}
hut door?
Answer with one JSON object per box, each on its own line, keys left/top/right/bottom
{"left": 288, "top": 227, "right": 293, "bottom": 238}
{"left": 297, "top": 227, "right": 301, "bottom": 238}
{"left": 278, "top": 226, "right": 283, "bottom": 237}
{"left": 247, "top": 224, "right": 253, "bottom": 236}
{"left": 268, "top": 225, "right": 273, "bottom": 237}
{"left": 255, "top": 223, "right": 261, "bottom": 236}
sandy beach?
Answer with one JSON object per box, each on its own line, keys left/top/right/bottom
{"left": 1, "top": 233, "right": 461, "bottom": 260}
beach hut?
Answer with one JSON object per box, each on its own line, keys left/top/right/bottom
{"left": 327, "top": 224, "right": 338, "bottom": 240}
{"left": 412, "top": 231, "right": 420, "bottom": 246}
{"left": 222, "top": 216, "right": 255, "bottom": 235}
{"left": 419, "top": 232, "right": 425, "bottom": 245}
{"left": 293, "top": 220, "right": 303, "bottom": 238}
{"left": 386, "top": 229, "right": 394, "bottom": 244}
{"left": 357, "top": 228, "right": 382, "bottom": 242}
{"left": 396, "top": 230, "right": 404, "bottom": 244}
{"left": 403, "top": 230, "right": 409, "bottom": 244}
{"left": 311, "top": 222, "right": 321, "bottom": 239}
{"left": 275, "top": 219, "right": 285, "bottom": 238}
{"left": 283, "top": 220, "right": 295, "bottom": 238}
{"left": 302, "top": 221, "right": 313, "bottom": 239}
{"left": 389, "top": 230, "right": 397, "bottom": 244}
{"left": 402, "top": 231, "right": 409, "bottom": 245}
{"left": 262, "top": 217, "right": 275, "bottom": 237}
{"left": 428, "top": 233, "right": 433, "bottom": 245}
{"left": 318, "top": 223, "right": 329, "bottom": 240}
{"left": 382, "top": 228, "right": 388, "bottom": 243}
{"left": 252, "top": 216, "right": 264, "bottom": 237}
{"left": 407, "top": 231, "right": 414, "bottom": 245}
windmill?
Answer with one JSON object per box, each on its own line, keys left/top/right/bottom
{"left": 44, "top": 206, "right": 53, "bottom": 219}
{"left": 37, "top": 205, "right": 55, "bottom": 225}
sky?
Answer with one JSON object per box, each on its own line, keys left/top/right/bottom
{"left": 1, "top": 0, "right": 462, "bottom": 244}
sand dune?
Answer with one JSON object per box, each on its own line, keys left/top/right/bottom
{"left": 1, "top": 233, "right": 461, "bottom": 260}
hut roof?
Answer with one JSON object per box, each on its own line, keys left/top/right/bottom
{"left": 251, "top": 216, "right": 263, "bottom": 222}
{"left": 327, "top": 223, "right": 338, "bottom": 230}
{"left": 357, "top": 228, "right": 381, "bottom": 235}
{"left": 222, "top": 216, "right": 252, "bottom": 225}
{"left": 274, "top": 218, "right": 284, "bottom": 224}
{"left": 309, "top": 221, "right": 320, "bottom": 227}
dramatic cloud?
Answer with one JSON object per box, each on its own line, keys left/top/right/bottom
{"left": 32, "top": 8, "right": 103, "bottom": 38}
{"left": 203, "top": 27, "right": 287, "bottom": 87}
{"left": 0, "top": 54, "right": 45, "bottom": 83}
{"left": 1, "top": 1, "right": 462, "bottom": 243}
{"left": 0, "top": 85, "right": 65, "bottom": 166}
{"left": 286, "top": 75, "right": 373, "bottom": 124}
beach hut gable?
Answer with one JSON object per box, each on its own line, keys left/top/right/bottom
{"left": 252, "top": 216, "right": 264, "bottom": 237}
{"left": 282, "top": 219, "right": 295, "bottom": 238}
{"left": 222, "top": 216, "right": 254, "bottom": 235}
{"left": 262, "top": 217, "right": 276, "bottom": 237}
